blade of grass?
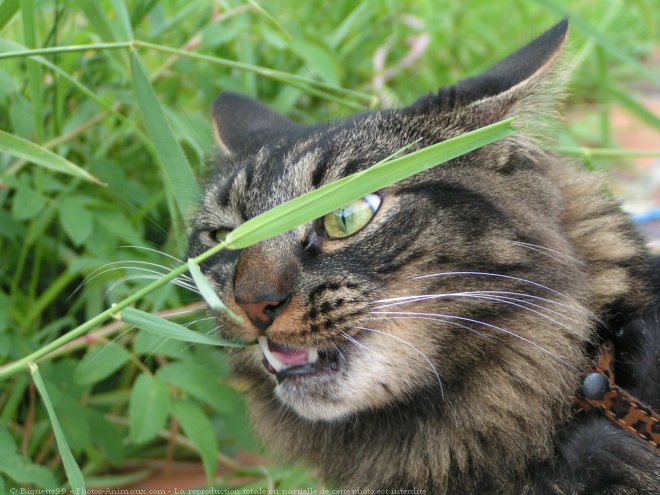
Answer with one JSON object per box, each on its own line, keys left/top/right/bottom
{"left": 533, "top": 0, "right": 659, "bottom": 87}
{"left": 130, "top": 0, "right": 160, "bottom": 27}
{"left": 557, "top": 147, "right": 660, "bottom": 157}
{"left": 130, "top": 51, "right": 200, "bottom": 221}
{"left": 133, "top": 40, "right": 373, "bottom": 104}
{"left": 29, "top": 363, "right": 86, "bottom": 493}
{"left": 596, "top": 47, "right": 612, "bottom": 146}
{"left": 0, "top": 39, "right": 151, "bottom": 177}
{"left": 117, "top": 307, "right": 244, "bottom": 347}
{"left": 246, "top": 0, "right": 293, "bottom": 41}
{"left": 0, "top": 0, "right": 20, "bottom": 32}
{"left": 329, "top": 2, "right": 371, "bottom": 49}
{"left": 565, "top": 0, "right": 621, "bottom": 76}
{"left": 78, "top": 0, "right": 117, "bottom": 42}
{"left": 21, "top": 0, "right": 44, "bottom": 143}
{"left": 223, "top": 118, "right": 516, "bottom": 250}
{"left": 0, "top": 120, "right": 514, "bottom": 381}
{"left": 0, "top": 130, "right": 105, "bottom": 184}
{"left": 0, "top": 41, "right": 374, "bottom": 107}
{"left": 110, "top": 0, "right": 133, "bottom": 40}
{"left": 0, "top": 41, "right": 131, "bottom": 60}
{"left": 187, "top": 260, "right": 242, "bottom": 323}
{"left": 605, "top": 84, "right": 660, "bottom": 130}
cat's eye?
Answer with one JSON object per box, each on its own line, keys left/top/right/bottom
{"left": 323, "top": 194, "right": 381, "bottom": 239}
{"left": 211, "top": 228, "right": 232, "bottom": 244}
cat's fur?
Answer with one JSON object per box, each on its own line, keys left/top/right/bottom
{"left": 188, "top": 20, "right": 660, "bottom": 494}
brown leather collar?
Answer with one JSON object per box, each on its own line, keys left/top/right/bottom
{"left": 574, "top": 341, "right": 659, "bottom": 450}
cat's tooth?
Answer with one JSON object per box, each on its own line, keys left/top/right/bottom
{"left": 308, "top": 348, "right": 319, "bottom": 364}
{"left": 258, "top": 337, "right": 285, "bottom": 372}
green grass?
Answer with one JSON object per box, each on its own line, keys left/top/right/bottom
{"left": 0, "top": 0, "right": 658, "bottom": 491}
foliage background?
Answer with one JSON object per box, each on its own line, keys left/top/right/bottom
{"left": 0, "top": 0, "right": 658, "bottom": 491}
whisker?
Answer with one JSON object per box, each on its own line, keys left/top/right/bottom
{"left": 331, "top": 341, "right": 349, "bottom": 368}
{"left": 376, "top": 292, "right": 584, "bottom": 335}
{"left": 180, "top": 324, "right": 224, "bottom": 353}
{"left": 69, "top": 261, "right": 194, "bottom": 302}
{"left": 366, "top": 311, "right": 577, "bottom": 370}
{"left": 365, "top": 315, "right": 489, "bottom": 339}
{"left": 118, "top": 245, "right": 185, "bottom": 266}
{"left": 373, "top": 289, "right": 602, "bottom": 328}
{"left": 339, "top": 331, "right": 370, "bottom": 353}
{"left": 512, "top": 241, "right": 585, "bottom": 266}
{"left": 105, "top": 274, "right": 200, "bottom": 296}
{"left": 183, "top": 316, "right": 217, "bottom": 327}
{"left": 352, "top": 325, "right": 445, "bottom": 399}
{"left": 412, "top": 271, "right": 575, "bottom": 302}
{"left": 374, "top": 290, "right": 588, "bottom": 314}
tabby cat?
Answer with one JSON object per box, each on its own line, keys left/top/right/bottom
{"left": 187, "top": 20, "right": 660, "bottom": 494}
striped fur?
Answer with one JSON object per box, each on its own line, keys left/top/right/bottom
{"left": 188, "top": 20, "right": 659, "bottom": 493}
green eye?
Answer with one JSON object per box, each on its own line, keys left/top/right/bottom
{"left": 211, "top": 228, "right": 232, "bottom": 244}
{"left": 323, "top": 194, "right": 381, "bottom": 239}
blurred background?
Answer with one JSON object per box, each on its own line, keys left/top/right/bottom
{"left": 0, "top": 0, "right": 658, "bottom": 491}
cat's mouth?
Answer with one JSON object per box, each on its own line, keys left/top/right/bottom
{"left": 257, "top": 336, "right": 341, "bottom": 381}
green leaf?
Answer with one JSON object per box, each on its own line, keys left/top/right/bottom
{"left": 119, "top": 307, "right": 244, "bottom": 347}
{"left": 202, "top": 22, "right": 238, "bottom": 48}
{"left": 21, "top": 0, "right": 44, "bottom": 143}
{"left": 533, "top": 0, "right": 659, "bottom": 88}
{"left": 0, "top": 0, "right": 20, "bottom": 32}
{"left": 29, "top": 363, "right": 86, "bottom": 492}
{"left": 94, "top": 210, "right": 143, "bottom": 244}
{"left": 130, "top": 52, "right": 200, "bottom": 220}
{"left": 0, "top": 69, "right": 18, "bottom": 99}
{"left": 53, "top": 399, "right": 91, "bottom": 453}
{"left": 78, "top": 0, "right": 118, "bottom": 42}
{"left": 187, "top": 260, "right": 242, "bottom": 322}
{"left": 85, "top": 470, "right": 152, "bottom": 489}
{"left": 0, "top": 423, "right": 17, "bottom": 454}
{"left": 172, "top": 400, "right": 218, "bottom": 486}
{"left": 0, "top": 453, "right": 59, "bottom": 488}
{"left": 133, "top": 330, "right": 193, "bottom": 360}
{"left": 223, "top": 118, "right": 516, "bottom": 250}
{"left": 606, "top": 85, "right": 660, "bottom": 130}
{"left": 11, "top": 182, "right": 45, "bottom": 220}
{"left": 289, "top": 40, "right": 340, "bottom": 85}
{"left": 87, "top": 411, "right": 125, "bottom": 464}
{"left": 0, "top": 130, "right": 104, "bottom": 184}
{"left": 0, "top": 291, "right": 9, "bottom": 333}
{"left": 246, "top": 0, "right": 292, "bottom": 41}
{"left": 157, "top": 362, "right": 236, "bottom": 415}
{"left": 109, "top": 0, "right": 133, "bottom": 40}
{"left": 128, "top": 373, "right": 171, "bottom": 444}
{"left": 74, "top": 342, "right": 131, "bottom": 385}
{"left": 58, "top": 196, "right": 94, "bottom": 246}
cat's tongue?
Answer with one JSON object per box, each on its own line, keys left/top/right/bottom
{"left": 258, "top": 337, "right": 318, "bottom": 372}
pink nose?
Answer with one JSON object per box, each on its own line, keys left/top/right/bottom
{"left": 235, "top": 296, "right": 290, "bottom": 332}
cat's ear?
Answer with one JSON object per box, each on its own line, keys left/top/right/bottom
{"left": 421, "top": 19, "right": 569, "bottom": 126}
{"left": 212, "top": 92, "right": 302, "bottom": 156}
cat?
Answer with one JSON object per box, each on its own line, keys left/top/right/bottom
{"left": 187, "top": 19, "right": 660, "bottom": 494}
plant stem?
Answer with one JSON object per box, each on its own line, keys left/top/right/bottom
{"left": 0, "top": 41, "right": 133, "bottom": 60}
{"left": 557, "top": 147, "right": 660, "bottom": 157}
{"left": 0, "top": 244, "right": 228, "bottom": 382}
{"left": 105, "top": 414, "right": 243, "bottom": 472}
{"left": 0, "top": 40, "right": 373, "bottom": 105}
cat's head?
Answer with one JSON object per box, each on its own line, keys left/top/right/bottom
{"left": 187, "top": 20, "right": 645, "bottom": 426}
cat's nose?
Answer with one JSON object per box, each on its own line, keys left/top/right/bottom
{"left": 235, "top": 294, "right": 290, "bottom": 332}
